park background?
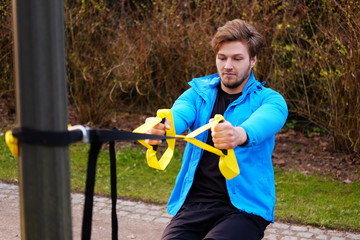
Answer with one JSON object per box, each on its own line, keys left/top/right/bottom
{"left": 0, "top": 0, "right": 359, "bottom": 232}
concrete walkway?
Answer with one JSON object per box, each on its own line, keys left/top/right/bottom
{"left": 1, "top": 182, "right": 359, "bottom": 240}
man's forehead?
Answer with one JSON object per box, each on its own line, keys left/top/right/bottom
{"left": 217, "top": 41, "right": 250, "bottom": 56}
{"left": 217, "top": 52, "right": 246, "bottom": 56}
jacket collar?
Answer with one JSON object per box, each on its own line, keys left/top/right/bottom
{"left": 189, "top": 70, "right": 260, "bottom": 96}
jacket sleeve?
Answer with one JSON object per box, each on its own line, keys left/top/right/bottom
{"left": 240, "top": 89, "right": 288, "bottom": 147}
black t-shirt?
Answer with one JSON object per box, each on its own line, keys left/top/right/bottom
{"left": 186, "top": 84, "right": 242, "bottom": 203}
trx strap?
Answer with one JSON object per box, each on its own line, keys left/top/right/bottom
{"left": 5, "top": 109, "right": 240, "bottom": 240}
{"left": 81, "top": 141, "right": 102, "bottom": 240}
{"left": 133, "top": 109, "right": 176, "bottom": 170}
{"left": 7, "top": 127, "right": 172, "bottom": 240}
{"left": 109, "top": 140, "right": 118, "bottom": 240}
{"left": 133, "top": 109, "right": 240, "bottom": 180}
{"left": 81, "top": 140, "right": 118, "bottom": 240}
{"left": 10, "top": 126, "right": 173, "bottom": 146}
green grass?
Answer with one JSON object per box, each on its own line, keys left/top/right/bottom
{"left": 274, "top": 168, "right": 360, "bottom": 230}
{"left": 0, "top": 135, "right": 18, "bottom": 182}
{"left": 0, "top": 135, "right": 359, "bottom": 231}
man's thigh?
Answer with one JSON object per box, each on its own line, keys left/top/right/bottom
{"left": 161, "top": 218, "right": 204, "bottom": 240}
{"left": 161, "top": 203, "right": 214, "bottom": 240}
{"left": 161, "top": 202, "right": 270, "bottom": 240}
{"left": 204, "top": 212, "right": 270, "bottom": 240}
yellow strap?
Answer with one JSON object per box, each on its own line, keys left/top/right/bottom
{"left": 133, "top": 109, "right": 176, "bottom": 170}
{"left": 5, "top": 130, "right": 19, "bottom": 157}
{"left": 133, "top": 110, "right": 240, "bottom": 180}
{"left": 186, "top": 114, "right": 240, "bottom": 179}
{"left": 5, "top": 109, "right": 240, "bottom": 179}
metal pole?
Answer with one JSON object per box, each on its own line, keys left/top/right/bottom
{"left": 12, "top": 0, "right": 72, "bottom": 239}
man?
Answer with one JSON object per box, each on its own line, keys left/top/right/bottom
{"left": 146, "top": 19, "right": 288, "bottom": 240}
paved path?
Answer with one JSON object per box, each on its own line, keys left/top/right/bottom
{"left": 1, "top": 182, "right": 359, "bottom": 240}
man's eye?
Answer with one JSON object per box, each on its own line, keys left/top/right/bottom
{"left": 234, "top": 58, "right": 243, "bottom": 61}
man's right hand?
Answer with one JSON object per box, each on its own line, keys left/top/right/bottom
{"left": 144, "top": 117, "right": 171, "bottom": 145}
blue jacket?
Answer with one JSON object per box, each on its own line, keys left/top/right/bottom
{"left": 168, "top": 71, "right": 288, "bottom": 222}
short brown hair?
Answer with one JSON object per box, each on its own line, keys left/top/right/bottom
{"left": 211, "top": 19, "right": 264, "bottom": 58}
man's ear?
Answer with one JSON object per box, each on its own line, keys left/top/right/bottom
{"left": 250, "top": 56, "right": 257, "bottom": 68}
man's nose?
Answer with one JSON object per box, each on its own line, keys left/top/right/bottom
{"left": 224, "top": 58, "right": 233, "bottom": 69}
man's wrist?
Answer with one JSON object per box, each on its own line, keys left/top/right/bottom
{"left": 239, "top": 133, "right": 249, "bottom": 147}
{"left": 236, "top": 127, "right": 248, "bottom": 146}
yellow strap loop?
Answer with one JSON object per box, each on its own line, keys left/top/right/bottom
{"left": 133, "top": 109, "right": 176, "bottom": 170}
{"left": 133, "top": 110, "right": 240, "bottom": 180}
{"left": 5, "top": 130, "right": 19, "bottom": 157}
{"left": 186, "top": 114, "right": 240, "bottom": 180}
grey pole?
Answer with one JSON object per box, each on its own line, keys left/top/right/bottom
{"left": 12, "top": 0, "right": 72, "bottom": 239}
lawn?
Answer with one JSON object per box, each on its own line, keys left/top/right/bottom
{"left": 0, "top": 136, "right": 359, "bottom": 231}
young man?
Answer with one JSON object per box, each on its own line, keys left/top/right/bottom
{"left": 146, "top": 19, "right": 288, "bottom": 240}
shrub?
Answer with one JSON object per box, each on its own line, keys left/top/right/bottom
{"left": 264, "top": 0, "right": 360, "bottom": 153}
{"left": 0, "top": 0, "right": 15, "bottom": 114}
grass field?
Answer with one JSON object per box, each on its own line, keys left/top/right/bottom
{"left": 0, "top": 137, "right": 359, "bottom": 231}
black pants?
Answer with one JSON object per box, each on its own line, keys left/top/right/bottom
{"left": 161, "top": 202, "right": 270, "bottom": 240}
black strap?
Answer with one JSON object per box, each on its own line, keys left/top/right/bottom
{"left": 81, "top": 141, "right": 119, "bottom": 240}
{"left": 153, "top": 118, "right": 166, "bottom": 151}
{"left": 90, "top": 128, "right": 167, "bottom": 142}
{"left": 81, "top": 141, "right": 102, "bottom": 240}
{"left": 12, "top": 126, "right": 175, "bottom": 240}
{"left": 12, "top": 127, "right": 175, "bottom": 146}
{"left": 12, "top": 127, "right": 83, "bottom": 146}
{"left": 109, "top": 141, "right": 118, "bottom": 240}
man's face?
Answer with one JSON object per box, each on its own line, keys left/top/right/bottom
{"left": 216, "top": 41, "right": 256, "bottom": 94}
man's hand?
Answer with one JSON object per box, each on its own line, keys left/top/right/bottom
{"left": 144, "top": 117, "right": 171, "bottom": 145}
{"left": 211, "top": 120, "right": 248, "bottom": 149}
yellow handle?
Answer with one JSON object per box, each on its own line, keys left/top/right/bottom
{"left": 5, "top": 130, "right": 19, "bottom": 157}
{"left": 186, "top": 114, "right": 240, "bottom": 180}
{"left": 134, "top": 110, "right": 240, "bottom": 179}
{"left": 133, "top": 109, "right": 176, "bottom": 170}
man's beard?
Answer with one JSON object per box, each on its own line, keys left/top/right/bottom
{"left": 221, "top": 66, "right": 251, "bottom": 89}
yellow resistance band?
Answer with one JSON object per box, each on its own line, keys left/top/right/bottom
{"left": 5, "top": 130, "right": 18, "bottom": 157}
{"left": 133, "top": 109, "right": 240, "bottom": 180}
{"left": 5, "top": 109, "right": 240, "bottom": 180}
